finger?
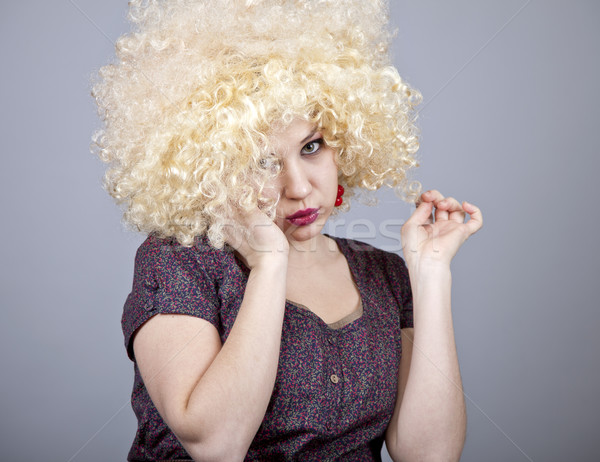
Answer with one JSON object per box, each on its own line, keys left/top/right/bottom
{"left": 406, "top": 200, "right": 434, "bottom": 225}
{"left": 463, "top": 201, "right": 483, "bottom": 234}
{"left": 420, "top": 189, "right": 445, "bottom": 204}
{"left": 222, "top": 221, "right": 245, "bottom": 250}
{"left": 423, "top": 190, "right": 453, "bottom": 222}
{"left": 437, "top": 197, "right": 466, "bottom": 223}
{"left": 434, "top": 204, "right": 449, "bottom": 222}
{"left": 433, "top": 196, "right": 458, "bottom": 222}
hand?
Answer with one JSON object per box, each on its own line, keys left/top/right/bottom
{"left": 401, "top": 189, "right": 483, "bottom": 271}
{"left": 223, "top": 207, "right": 289, "bottom": 270}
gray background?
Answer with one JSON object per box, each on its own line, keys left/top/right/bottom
{"left": 1, "top": 1, "right": 598, "bottom": 460}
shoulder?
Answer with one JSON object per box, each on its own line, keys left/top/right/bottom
{"left": 123, "top": 235, "right": 240, "bottom": 360}
{"left": 133, "top": 234, "right": 237, "bottom": 282}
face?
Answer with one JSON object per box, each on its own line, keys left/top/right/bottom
{"left": 266, "top": 118, "right": 339, "bottom": 243}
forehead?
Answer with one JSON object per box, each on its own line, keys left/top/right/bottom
{"left": 269, "top": 118, "right": 317, "bottom": 152}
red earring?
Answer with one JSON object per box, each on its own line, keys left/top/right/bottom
{"left": 335, "top": 184, "right": 344, "bottom": 207}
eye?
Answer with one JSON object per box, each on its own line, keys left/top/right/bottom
{"left": 301, "top": 138, "right": 323, "bottom": 155}
{"left": 259, "top": 156, "right": 281, "bottom": 172}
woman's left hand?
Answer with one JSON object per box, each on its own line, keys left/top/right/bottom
{"left": 401, "top": 189, "right": 483, "bottom": 271}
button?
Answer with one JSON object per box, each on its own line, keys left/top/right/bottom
{"left": 328, "top": 336, "right": 337, "bottom": 345}
{"left": 330, "top": 374, "right": 340, "bottom": 384}
{"left": 144, "top": 300, "right": 155, "bottom": 311}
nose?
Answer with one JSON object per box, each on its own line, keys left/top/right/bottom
{"left": 282, "top": 159, "right": 312, "bottom": 200}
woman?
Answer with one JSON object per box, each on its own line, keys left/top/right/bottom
{"left": 93, "top": 0, "right": 482, "bottom": 460}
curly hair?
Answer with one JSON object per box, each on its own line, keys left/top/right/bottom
{"left": 92, "top": 0, "right": 421, "bottom": 247}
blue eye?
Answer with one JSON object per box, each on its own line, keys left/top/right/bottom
{"left": 301, "top": 138, "right": 323, "bottom": 155}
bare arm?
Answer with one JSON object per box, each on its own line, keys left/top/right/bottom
{"left": 386, "top": 190, "right": 483, "bottom": 461}
{"left": 133, "top": 212, "right": 289, "bottom": 461}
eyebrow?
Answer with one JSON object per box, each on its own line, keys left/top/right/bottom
{"left": 301, "top": 128, "right": 318, "bottom": 144}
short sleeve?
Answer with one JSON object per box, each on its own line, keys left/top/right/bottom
{"left": 122, "top": 236, "right": 221, "bottom": 361}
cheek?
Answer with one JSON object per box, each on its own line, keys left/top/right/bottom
{"left": 323, "top": 174, "right": 338, "bottom": 200}
{"left": 262, "top": 182, "right": 281, "bottom": 201}
{"left": 258, "top": 181, "right": 284, "bottom": 225}
{"left": 260, "top": 172, "right": 284, "bottom": 202}
{"left": 266, "top": 182, "right": 285, "bottom": 221}
{"left": 323, "top": 159, "right": 340, "bottom": 199}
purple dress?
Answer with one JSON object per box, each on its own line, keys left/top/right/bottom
{"left": 122, "top": 234, "right": 413, "bottom": 461}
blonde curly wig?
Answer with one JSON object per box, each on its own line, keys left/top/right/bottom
{"left": 92, "top": 0, "right": 421, "bottom": 247}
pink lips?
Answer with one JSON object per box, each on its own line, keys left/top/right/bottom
{"left": 286, "top": 208, "right": 319, "bottom": 226}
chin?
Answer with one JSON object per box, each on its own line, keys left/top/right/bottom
{"left": 284, "top": 219, "right": 327, "bottom": 244}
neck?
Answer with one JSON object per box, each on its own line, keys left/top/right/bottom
{"left": 287, "top": 234, "right": 339, "bottom": 267}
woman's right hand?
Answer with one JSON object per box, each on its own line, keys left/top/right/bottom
{"left": 223, "top": 207, "right": 289, "bottom": 269}
{"left": 135, "top": 207, "right": 290, "bottom": 460}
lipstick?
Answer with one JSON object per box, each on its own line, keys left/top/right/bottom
{"left": 286, "top": 208, "right": 319, "bottom": 226}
